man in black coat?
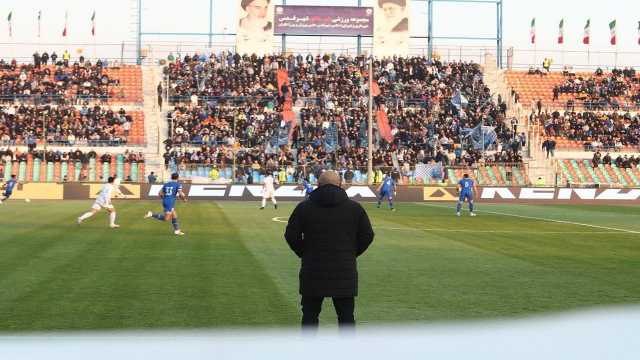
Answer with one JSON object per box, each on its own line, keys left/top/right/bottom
{"left": 285, "top": 170, "right": 374, "bottom": 330}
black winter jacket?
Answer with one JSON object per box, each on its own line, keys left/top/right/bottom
{"left": 285, "top": 185, "right": 374, "bottom": 297}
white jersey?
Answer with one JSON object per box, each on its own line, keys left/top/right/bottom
{"left": 263, "top": 176, "right": 275, "bottom": 192}
{"left": 263, "top": 175, "right": 277, "bottom": 199}
{"left": 95, "top": 184, "right": 117, "bottom": 206}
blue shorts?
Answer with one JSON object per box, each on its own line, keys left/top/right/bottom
{"left": 162, "top": 200, "right": 176, "bottom": 213}
{"left": 459, "top": 192, "right": 473, "bottom": 202}
{"left": 379, "top": 191, "right": 393, "bottom": 200}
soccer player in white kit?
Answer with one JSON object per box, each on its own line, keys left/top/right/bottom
{"left": 260, "top": 172, "right": 278, "bottom": 210}
{"left": 77, "top": 176, "right": 122, "bottom": 228}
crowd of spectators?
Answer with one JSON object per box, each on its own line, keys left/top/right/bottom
{"left": 0, "top": 104, "right": 135, "bottom": 146}
{"left": 163, "top": 52, "right": 520, "bottom": 175}
{"left": 0, "top": 53, "right": 122, "bottom": 103}
{"left": 536, "top": 110, "right": 640, "bottom": 150}
{"left": 552, "top": 68, "right": 640, "bottom": 110}
{"left": 0, "top": 147, "right": 143, "bottom": 164}
{"left": 591, "top": 150, "right": 640, "bottom": 169}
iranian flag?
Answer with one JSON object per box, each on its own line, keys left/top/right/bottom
{"left": 7, "top": 11, "right": 12, "bottom": 37}
{"left": 91, "top": 11, "right": 95, "bottom": 36}
{"left": 609, "top": 20, "right": 617, "bottom": 45}
{"left": 530, "top": 18, "right": 536, "bottom": 44}
{"left": 558, "top": 19, "right": 564, "bottom": 44}
{"left": 583, "top": 19, "right": 591, "bottom": 45}
{"left": 62, "top": 11, "right": 68, "bottom": 37}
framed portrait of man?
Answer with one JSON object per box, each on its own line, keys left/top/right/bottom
{"left": 236, "top": 0, "right": 275, "bottom": 56}
{"left": 373, "top": 0, "right": 410, "bottom": 57}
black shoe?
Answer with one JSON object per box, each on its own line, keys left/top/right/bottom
{"left": 260, "top": 207, "right": 264, "bottom": 210}
{"left": 274, "top": 204, "right": 278, "bottom": 210}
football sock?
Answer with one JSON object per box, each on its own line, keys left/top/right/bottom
{"left": 456, "top": 202, "right": 462, "bottom": 213}
{"left": 171, "top": 218, "right": 179, "bottom": 231}
{"left": 153, "top": 213, "right": 165, "bottom": 221}
{"left": 79, "top": 212, "right": 94, "bottom": 221}
{"left": 109, "top": 212, "right": 116, "bottom": 226}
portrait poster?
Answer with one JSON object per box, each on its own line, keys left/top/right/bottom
{"left": 236, "top": 0, "right": 275, "bottom": 55}
{"left": 373, "top": 0, "right": 410, "bottom": 57}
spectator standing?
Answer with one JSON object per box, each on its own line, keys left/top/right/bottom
{"left": 148, "top": 171, "right": 158, "bottom": 183}
{"left": 285, "top": 170, "right": 374, "bottom": 330}
{"left": 542, "top": 138, "right": 556, "bottom": 159}
{"left": 62, "top": 50, "right": 71, "bottom": 67}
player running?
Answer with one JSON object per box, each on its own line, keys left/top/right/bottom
{"left": 145, "top": 173, "right": 187, "bottom": 236}
{"left": 457, "top": 173, "right": 477, "bottom": 217}
{"left": 0, "top": 175, "right": 19, "bottom": 204}
{"left": 260, "top": 172, "right": 278, "bottom": 210}
{"left": 77, "top": 176, "right": 122, "bottom": 228}
{"left": 302, "top": 176, "right": 314, "bottom": 200}
{"left": 377, "top": 172, "right": 396, "bottom": 211}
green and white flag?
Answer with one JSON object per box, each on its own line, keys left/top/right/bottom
{"left": 609, "top": 20, "right": 617, "bottom": 45}
{"left": 583, "top": 19, "right": 590, "bottom": 45}
{"left": 530, "top": 18, "right": 536, "bottom": 44}
{"left": 7, "top": 11, "right": 12, "bottom": 37}
{"left": 558, "top": 19, "right": 564, "bottom": 44}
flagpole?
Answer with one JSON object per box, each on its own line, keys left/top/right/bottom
{"left": 367, "top": 55, "right": 373, "bottom": 186}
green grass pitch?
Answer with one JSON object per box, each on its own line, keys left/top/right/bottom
{"left": 0, "top": 200, "right": 639, "bottom": 331}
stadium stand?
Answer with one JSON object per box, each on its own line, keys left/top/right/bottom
{"left": 0, "top": 55, "right": 146, "bottom": 182}
{"left": 0, "top": 105, "right": 145, "bottom": 146}
{"left": 505, "top": 68, "right": 640, "bottom": 111}
{"left": 162, "top": 53, "right": 523, "bottom": 184}
{"left": 0, "top": 148, "right": 145, "bottom": 182}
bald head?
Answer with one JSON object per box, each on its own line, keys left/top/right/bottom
{"left": 318, "top": 170, "right": 342, "bottom": 187}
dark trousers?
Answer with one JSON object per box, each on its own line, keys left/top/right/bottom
{"left": 301, "top": 296, "right": 355, "bottom": 329}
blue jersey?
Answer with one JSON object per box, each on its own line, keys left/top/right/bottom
{"left": 381, "top": 177, "right": 395, "bottom": 194}
{"left": 4, "top": 179, "right": 17, "bottom": 194}
{"left": 459, "top": 178, "right": 474, "bottom": 192}
{"left": 303, "top": 180, "right": 314, "bottom": 195}
{"left": 161, "top": 181, "right": 182, "bottom": 211}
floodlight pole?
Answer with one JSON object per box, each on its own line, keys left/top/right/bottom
{"left": 427, "top": 0, "right": 433, "bottom": 61}
{"left": 281, "top": 0, "right": 287, "bottom": 53}
{"left": 357, "top": 0, "right": 362, "bottom": 55}
{"left": 137, "top": 0, "right": 142, "bottom": 65}
{"left": 367, "top": 56, "right": 374, "bottom": 185}
{"left": 208, "top": 0, "right": 213, "bottom": 48}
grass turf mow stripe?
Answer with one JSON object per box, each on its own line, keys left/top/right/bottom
{"left": 0, "top": 200, "right": 638, "bottom": 331}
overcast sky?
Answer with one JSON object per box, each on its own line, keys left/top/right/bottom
{"left": 0, "top": 0, "right": 637, "bottom": 68}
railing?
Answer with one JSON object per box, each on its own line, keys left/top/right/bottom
{"left": 1, "top": 139, "right": 146, "bottom": 148}
{"left": 0, "top": 94, "right": 141, "bottom": 105}
{"left": 164, "top": 162, "right": 529, "bottom": 186}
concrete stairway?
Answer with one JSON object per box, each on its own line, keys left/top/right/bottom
{"left": 141, "top": 65, "right": 167, "bottom": 181}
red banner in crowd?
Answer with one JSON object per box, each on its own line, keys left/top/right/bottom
{"left": 376, "top": 106, "right": 393, "bottom": 143}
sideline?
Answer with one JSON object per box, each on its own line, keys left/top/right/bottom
{"left": 417, "top": 203, "right": 640, "bottom": 235}
{"left": 271, "top": 217, "right": 616, "bottom": 234}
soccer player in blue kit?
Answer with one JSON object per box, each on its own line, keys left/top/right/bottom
{"left": 377, "top": 173, "right": 396, "bottom": 211}
{"left": 302, "top": 176, "right": 314, "bottom": 200}
{"left": 0, "top": 175, "right": 19, "bottom": 204}
{"left": 145, "top": 173, "right": 187, "bottom": 236}
{"left": 457, "top": 173, "right": 477, "bottom": 217}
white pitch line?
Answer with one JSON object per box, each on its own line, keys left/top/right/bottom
{"left": 271, "top": 217, "right": 615, "bottom": 234}
{"left": 417, "top": 203, "right": 640, "bottom": 235}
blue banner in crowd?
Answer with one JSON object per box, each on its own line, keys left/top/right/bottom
{"left": 324, "top": 123, "right": 339, "bottom": 153}
{"left": 461, "top": 124, "right": 498, "bottom": 150}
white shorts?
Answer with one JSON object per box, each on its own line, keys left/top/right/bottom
{"left": 263, "top": 190, "right": 274, "bottom": 199}
{"left": 92, "top": 200, "right": 114, "bottom": 211}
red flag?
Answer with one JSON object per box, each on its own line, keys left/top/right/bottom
{"left": 276, "top": 69, "right": 290, "bottom": 97}
{"left": 376, "top": 106, "right": 393, "bottom": 143}
{"left": 371, "top": 80, "right": 381, "bottom": 97}
{"left": 62, "top": 11, "right": 68, "bottom": 37}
